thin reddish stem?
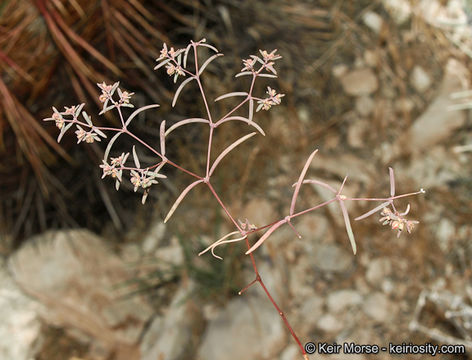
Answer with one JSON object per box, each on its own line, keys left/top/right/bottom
{"left": 206, "top": 126, "right": 214, "bottom": 176}
{"left": 193, "top": 44, "right": 213, "bottom": 124}
{"left": 116, "top": 104, "right": 126, "bottom": 128}
{"left": 345, "top": 189, "right": 425, "bottom": 202}
{"left": 124, "top": 129, "right": 202, "bottom": 179}
{"left": 238, "top": 278, "right": 257, "bottom": 295}
{"left": 244, "top": 236, "right": 258, "bottom": 274}
{"left": 190, "top": 42, "right": 216, "bottom": 178}
{"left": 216, "top": 73, "right": 257, "bottom": 122}
{"left": 247, "top": 198, "right": 338, "bottom": 236}
{"left": 205, "top": 180, "right": 306, "bottom": 357}
{"left": 206, "top": 181, "right": 242, "bottom": 232}
{"left": 257, "top": 274, "right": 306, "bottom": 356}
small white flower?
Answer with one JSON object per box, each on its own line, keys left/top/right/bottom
{"left": 241, "top": 58, "right": 256, "bottom": 72}
{"left": 166, "top": 63, "right": 176, "bottom": 75}
{"left": 159, "top": 43, "right": 168, "bottom": 59}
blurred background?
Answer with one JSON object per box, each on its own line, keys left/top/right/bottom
{"left": 0, "top": 0, "right": 471, "bottom": 359}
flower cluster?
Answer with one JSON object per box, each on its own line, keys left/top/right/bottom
{"left": 98, "top": 81, "right": 115, "bottom": 103}
{"left": 240, "top": 49, "right": 282, "bottom": 74}
{"left": 259, "top": 49, "right": 282, "bottom": 62}
{"left": 44, "top": 105, "right": 80, "bottom": 129}
{"left": 129, "top": 168, "right": 167, "bottom": 204}
{"left": 241, "top": 58, "right": 257, "bottom": 72}
{"left": 75, "top": 125, "right": 105, "bottom": 144}
{"left": 44, "top": 104, "right": 86, "bottom": 142}
{"left": 97, "top": 82, "right": 134, "bottom": 114}
{"left": 165, "top": 63, "right": 185, "bottom": 76}
{"left": 379, "top": 206, "right": 419, "bottom": 237}
{"left": 256, "top": 86, "right": 285, "bottom": 111}
{"left": 155, "top": 43, "right": 186, "bottom": 82}
{"left": 100, "top": 152, "right": 129, "bottom": 180}
{"left": 118, "top": 89, "right": 134, "bottom": 104}
{"left": 51, "top": 110, "right": 64, "bottom": 129}
{"left": 130, "top": 168, "right": 163, "bottom": 191}
{"left": 238, "top": 218, "right": 257, "bottom": 232}
{"left": 45, "top": 105, "right": 107, "bottom": 144}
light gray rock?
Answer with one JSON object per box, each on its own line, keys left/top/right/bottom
{"left": 435, "top": 218, "right": 455, "bottom": 253}
{"left": 398, "top": 58, "right": 468, "bottom": 155}
{"left": 404, "top": 146, "right": 459, "bottom": 189}
{"left": 289, "top": 257, "right": 320, "bottom": 301}
{"left": 340, "top": 68, "right": 378, "bottom": 96}
{"left": 154, "top": 236, "right": 183, "bottom": 268}
{"left": 296, "top": 294, "right": 324, "bottom": 333}
{"left": 197, "top": 295, "right": 286, "bottom": 360}
{"left": 142, "top": 221, "right": 166, "bottom": 254}
{"left": 410, "top": 66, "right": 432, "bottom": 93}
{"left": 8, "top": 230, "right": 153, "bottom": 356}
{"left": 314, "top": 244, "right": 353, "bottom": 273}
{"left": 362, "top": 292, "right": 393, "bottom": 322}
{"left": 362, "top": 11, "right": 383, "bottom": 33}
{"left": 348, "top": 118, "right": 370, "bottom": 148}
{"left": 317, "top": 313, "right": 343, "bottom": 333}
{"left": 327, "top": 289, "right": 363, "bottom": 313}
{"left": 280, "top": 345, "right": 300, "bottom": 360}
{"left": 364, "top": 50, "right": 379, "bottom": 67}
{"left": 0, "top": 261, "right": 44, "bottom": 360}
{"left": 355, "top": 96, "right": 375, "bottom": 117}
{"left": 295, "top": 214, "right": 329, "bottom": 244}
{"left": 383, "top": 0, "right": 412, "bottom": 24}
{"left": 366, "top": 257, "right": 392, "bottom": 287}
{"left": 310, "top": 153, "right": 376, "bottom": 185}
{"left": 140, "top": 281, "right": 201, "bottom": 360}
{"left": 395, "top": 97, "right": 415, "bottom": 113}
{"left": 381, "top": 279, "right": 395, "bottom": 294}
{"left": 332, "top": 64, "right": 348, "bottom": 78}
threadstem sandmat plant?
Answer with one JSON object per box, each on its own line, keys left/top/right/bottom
{"left": 43, "top": 39, "right": 425, "bottom": 359}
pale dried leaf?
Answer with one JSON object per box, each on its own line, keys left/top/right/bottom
{"left": 215, "top": 92, "right": 248, "bottom": 102}
{"left": 183, "top": 44, "right": 192, "bottom": 68}
{"left": 339, "top": 200, "right": 357, "bottom": 255}
{"left": 246, "top": 219, "right": 286, "bottom": 254}
{"left": 104, "top": 132, "right": 122, "bottom": 161}
{"left": 199, "top": 54, "right": 223, "bottom": 74}
{"left": 258, "top": 73, "right": 277, "bottom": 78}
{"left": 199, "top": 43, "right": 218, "bottom": 53}
{"left": 389, "top": 167, "right": 395, "bottom": 197}
{"left": 290, "top": 149, "right": 318, "bottom": 215}
{"left": 153, "top": 58, "right": 171, "bottom": 70}
{"left": 198, "top": 231, "right": 240, "bottom": 259}
{"left": 57, "top": 122, "right": 74, "bottom": 143}
{"left": 209, "top": 132, "right": 257, "bottom": 176}
{"left": 165, "top": 118, "right": 209, "bottom": 136}
{"left": 215, "top": 116, "right": 265, "bottom": 136}
{"left": 164, "top": 179, "right": 204, "bottom": 223}
{"left": 82, "top": 111, "right": 93, "bottom": 126}
{"left": 160, "top": 120, "right": 166, "bottom": 156}
{"left": 99, "top": 105, "right": 115, "bottom": 115}
{"left": 125, "top": 104, "right": 160, "bottom": 127}
{"left": 132, "top": 145, "right": 140, "bottom": 168}
{"left": 248, "top": 98, "right": 254, "bottom": 122}
{"left": 293, "top": 179, "right": 336, "bottom": 193}
{"left": 172, "top": 77, "right": 195, "bottom": 107}
{"left": 93, "top": 128, "right": 107, "bottom": 138}
{"left": 235, "top": 71, "right": 252, "bottom": 78}
{"left": 355, "top": 201, "right": 391, "bottom": 221}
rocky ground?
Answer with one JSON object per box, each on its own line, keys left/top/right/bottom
{"left": 1, "top": 0, "right": 471, "bottom": 359}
